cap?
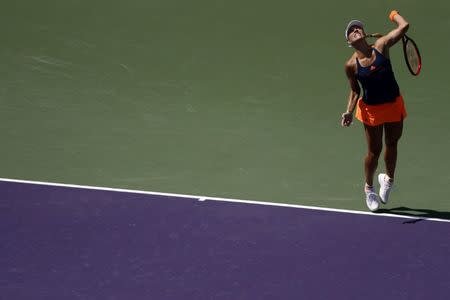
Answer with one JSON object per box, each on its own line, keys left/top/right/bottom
{"left": 345, "top": 20, "right": 364, "bottom": 40}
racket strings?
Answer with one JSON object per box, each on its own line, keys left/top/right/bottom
{"left": 405, "top": 40, "right": 421, "bottom": 74}
{"left": 406, "top": 44, "right": 418, "bottom": 67}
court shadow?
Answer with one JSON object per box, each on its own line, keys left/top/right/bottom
{"left": 376, "top": 206, "right": 450, "bottom": 223}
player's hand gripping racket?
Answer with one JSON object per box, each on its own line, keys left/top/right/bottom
{"left": 402, "top": 34, "right": 422, "bottom": 76}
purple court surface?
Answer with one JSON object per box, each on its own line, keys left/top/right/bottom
{"left": 1, "top": 180, "right": 449, "bottom": 300}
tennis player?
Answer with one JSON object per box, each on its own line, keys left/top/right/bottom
{"left": 341, "top": 10, "right": 409, "bottom": 211}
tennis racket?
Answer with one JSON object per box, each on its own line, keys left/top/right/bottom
{"left": 402, "top": 34, "right": 422, "bottom": 76}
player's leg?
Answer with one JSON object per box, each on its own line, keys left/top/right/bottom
{"left": 384, "top": 120, "right": 403, "bottom": 179}
{"left": 364, "top": 124, "right": 383, "bottom": 187}
{"left": 363, "top": 124, "right": 383, "bottom": 211}
{"left": 378, "top": 120, "right": 403, "bottom": 203}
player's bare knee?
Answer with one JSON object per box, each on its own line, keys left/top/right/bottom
{"left": 385, "top": 137, "right": 400, "bottom": 148}
{"left": 368, "top": 148, "right": 382, "bottom": 159}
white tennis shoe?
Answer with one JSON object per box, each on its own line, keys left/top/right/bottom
{"left": 365, "top": 189, "right": 380, "bottom": 212}
{"left": 378, "top": 173, "right": 394, "bottom": 204}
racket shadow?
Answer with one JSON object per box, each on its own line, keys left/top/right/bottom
{"left": 376, "top": 206, "right": 450, "bottom": 222}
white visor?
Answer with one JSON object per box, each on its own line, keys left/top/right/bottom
{"left": 345, "top": 20, "right": 364, "bottom": 40}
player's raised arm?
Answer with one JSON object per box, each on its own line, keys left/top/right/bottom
{"left": 378, "top": 10, "right": 409, "bottom": 48}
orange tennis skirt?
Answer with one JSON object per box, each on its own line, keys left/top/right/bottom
{"left": 355, "top": 95, "right": 407, "bottom": 126}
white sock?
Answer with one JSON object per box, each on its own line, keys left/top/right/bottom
{"left": 365, "top": 183, "right": 374, "bottom": 193}
{"left": 384, "top": 174, "right": 394, "bottom": 184}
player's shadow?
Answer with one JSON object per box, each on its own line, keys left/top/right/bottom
{"left": 377, "top": 206, "right": 450, "bottom": 223}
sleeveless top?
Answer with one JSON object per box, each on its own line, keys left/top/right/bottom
{"left": 356, "top": 48, "right": 400, "bottom": 105}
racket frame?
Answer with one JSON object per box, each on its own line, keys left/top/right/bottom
{"left": 402, "top": 34, "right": 422, "bottom": 76}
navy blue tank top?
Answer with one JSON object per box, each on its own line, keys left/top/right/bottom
{"left": 356, "top": 48, "right": 400, "bottom": 105}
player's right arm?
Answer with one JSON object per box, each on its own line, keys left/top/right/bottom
{"left": 377, "top": 11, "right": 409, "bottom": 50}
{"left": 342, "top": 58, "right": 360, "bottom": 127}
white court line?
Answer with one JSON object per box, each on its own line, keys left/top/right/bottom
{"left": 1, "top": 177, "right": 449, "bottom": 223}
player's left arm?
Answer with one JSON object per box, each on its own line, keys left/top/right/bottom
{"left": 376, "top": 11, "right": 409, "bottom": 50}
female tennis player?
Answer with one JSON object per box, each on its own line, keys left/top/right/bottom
{"left": 341, "top": 10, "right": 409, "bottom": 211}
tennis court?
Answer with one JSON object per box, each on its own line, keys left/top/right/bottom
{"left": 2, "top": 179, "right": 449, "bottom": 299}
{"left": 1, "top": 1, "right": 449, "bottom": 298}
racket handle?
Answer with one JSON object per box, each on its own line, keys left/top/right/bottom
{"left": 368, "top": 33, "right": 383, "bottom": 38}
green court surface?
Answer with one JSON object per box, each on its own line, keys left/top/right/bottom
{"left": 1, "top": 1, "right": 449, "bottom": 216}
